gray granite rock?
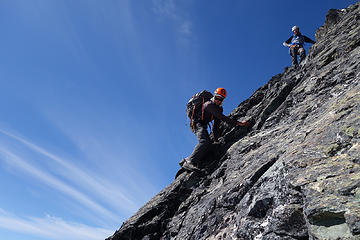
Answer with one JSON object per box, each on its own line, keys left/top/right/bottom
{"left": 107, "top": 1, "right": 360, "bottom": 240}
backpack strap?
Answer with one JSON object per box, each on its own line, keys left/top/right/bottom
{"left": 190, "top": 105, "right": 196, "bottom": 128}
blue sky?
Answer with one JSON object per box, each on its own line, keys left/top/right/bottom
{"left": 0, "top": 0, "right": 357, "bottom": 239}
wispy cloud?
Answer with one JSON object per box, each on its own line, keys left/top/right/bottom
{"left": 152, "top": 0, "right": 193, "bottom": 38}
{"left": 179, "top": 20, "right": 192, "bottom": 35}
{"left": 0, "top": 149, "right": 119, "bottom": 222}
{"left": 0, "top": 209, "right": 113, "bottom": 240}
{"left": 0, "top": 129, "right": 138, "bottom": 215}
{"left": 152, "top": 0, "right": 178, "bottom": 19}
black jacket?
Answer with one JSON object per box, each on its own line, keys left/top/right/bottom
{"left": 285, "top": 34, "right": 316, "bottom": 46}
{"left": 197, "top": 101, "right": 238, "bottom": 141}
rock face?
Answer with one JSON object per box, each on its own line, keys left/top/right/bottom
{"left": 107, "top": 2, "right": 360, "bottom": 240}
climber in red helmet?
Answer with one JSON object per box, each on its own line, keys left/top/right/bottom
{"left": 181, "top": 88, "right": 252, "bottom": 172}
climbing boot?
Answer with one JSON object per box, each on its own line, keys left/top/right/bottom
{"left": 179, "top": 158, "right": 186, "bottom": 167}
{"left": 182, "top": 160, "right": 202, "bottom": 172}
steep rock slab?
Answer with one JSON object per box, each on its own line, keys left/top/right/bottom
{"left": 107, "top": 2, "right": 360, "bottom": 240}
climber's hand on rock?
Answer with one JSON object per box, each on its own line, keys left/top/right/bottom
{"left": 237, "top": 121, "right": 252, "bottom": 127}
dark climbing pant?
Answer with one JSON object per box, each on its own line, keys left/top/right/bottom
{"left": 187, "top": 122, "right": 211, "bottom": 164}
{"left": 290, "top": 45, "right": 306, "bottom": 66}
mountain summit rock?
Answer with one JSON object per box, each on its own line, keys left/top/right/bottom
{"left": 107, "top": 2, "right": 360, "bottom": 239}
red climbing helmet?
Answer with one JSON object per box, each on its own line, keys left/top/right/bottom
{"left": 214, "top": 88, "right": 227, "bottom": 99}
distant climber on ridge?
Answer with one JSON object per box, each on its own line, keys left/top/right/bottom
{"left": 283, "top": 26, "right": 316, "bottom": 67}
{"left": 180, "top": 88, "right": 252, "bottom": 172}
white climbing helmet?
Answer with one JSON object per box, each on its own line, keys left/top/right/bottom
{"left": 292, "top": 26, "right": 300, "bottom": 32}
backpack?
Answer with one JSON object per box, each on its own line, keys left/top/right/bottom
{"left": 186, "top": 90, "right": 213, "bottom": 126}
